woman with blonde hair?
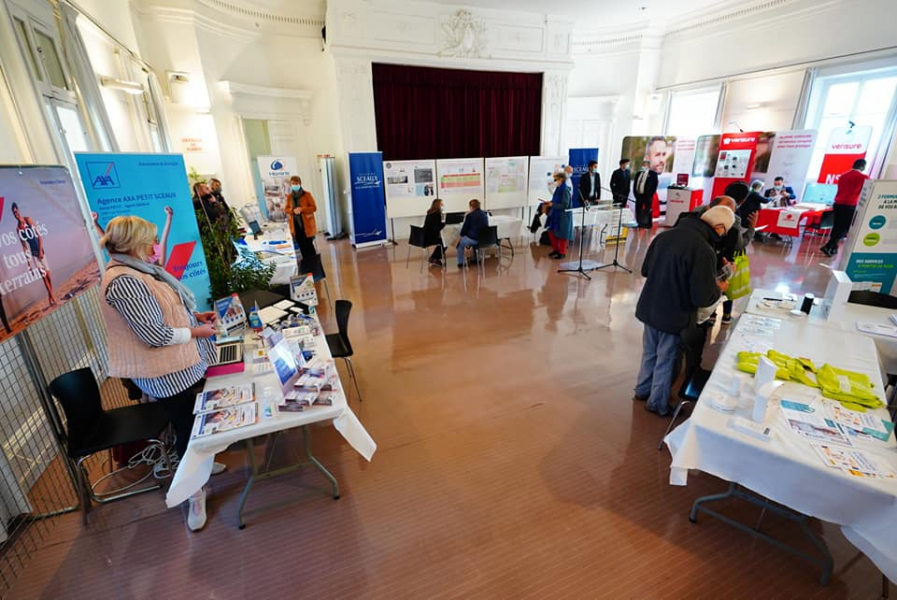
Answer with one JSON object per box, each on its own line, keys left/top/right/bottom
{"left": 98, "top": 215, "right": 218, "bottom": 531}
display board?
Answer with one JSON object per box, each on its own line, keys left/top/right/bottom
{"left": 383, "top": 159, "right": 437, "bottom": 219}
{"left": 818, "top": 126, "right": 872, "bottom": 184}
{"left": 528, "top": 156, "right": 566, "bottom": 206}
{"left": 257, "top": 156, "right": 298, "bottom": 221}
{"left": 348, "top": 152, "right": 388, "bottom": 248}
{"left": 568, "top": 148, "right": 599, "bottom": 207}
{"left": 763, "top": 130, "right": 817, "bottom": 191}
{"left": 621, "top": 136, "right": 676, "bottom": 214}
{"left": 671, "top": 137, "right": 697, "bottom": 183}
{"left": 484, "top": 156, "right": 529, "bottom": 210}
{"left": 0, "top": 165, "right": 100, "bottom": 342}
{"left": 711, "top": 132, "right": 760, "bottom": 198}
{"left": 842, "top": 180, "right": 897, "bottom": 294}
{"left": 435, "top": 158, "right": 484, "bottom": 213}
{"left": 76, "top": 152, "right": 213, "bottom": 309}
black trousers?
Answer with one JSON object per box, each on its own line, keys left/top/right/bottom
{"left": 634, "top": 194, "right": 652, "bottom": 227}
{"left": 680, "top": 324, "right": 710, "bottom": 384}
{"left": 158, "top": 379, "right": 205, "bottom": 457}
{"left": 823, "top": 204, "right": 856, "bottom": 251}
{"left": 295, "top": 232, "right": 316, "bottom": 260}
{"left": 429, "top": 245, "right": 444, "bottom": 261}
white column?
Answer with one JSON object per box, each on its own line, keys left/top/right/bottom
{"left": 541, "top": 71, "right": 569, "bottom": 156}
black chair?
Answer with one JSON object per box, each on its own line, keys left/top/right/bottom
{"left": 300, "top": 252, "right": 333, "bottom": 310}
{"left": 848, "top": 290, "right": 897, "bottom": 310}
{"left": 48, "top": 368, "right": 172, "bottom": 524}
{"left": 406, "top": 225, "right": 445, "bottom": 273}
{"left": 658, "top": 367, "right": 711, "bottom": 450}
{"left": 806, "top": 210, "right": 834, "bottom": 237}
{"left": 325, "top": 300, "right": 362, "bottom": 401}
{"left": 464, "top": 226, "right": 500, "bottom": 272}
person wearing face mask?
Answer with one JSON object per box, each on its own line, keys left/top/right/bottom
{"left": 764, "top": 176, "right": 796, "bottom": 207}
{"left": 285, "top": 175, "right": 318, "bottom": 259}
{"left": 634, "top": 206, "right": 733, "bottom": 417}
{"left": 192, "top": 181, "right": 231, "bottom": 231}
{"left": 610, "top": 158, "right": 631, "bottom": 206}
{"left": 632, "top": 160, "right": 658, "bottom": 228}
{"left": 578, "top": 160, "right": 601, "bottom": 205}
{"left": 98, "top": 215, "right": 219, "bottom": 531}
{"left": 549, "top": 171, "right": 573, "bottom": 259}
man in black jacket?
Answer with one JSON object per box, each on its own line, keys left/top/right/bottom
{"left": 632, "top": 160, "right": 658, "bottom": 228}
{"left": 456, "top": 199, "right": 488, "bottom": 269}
{"left": 634, "top": 206, "right": 734, "bottom": 416}
{"left": 578, "top": 160, "right": 601, "bottom": 205}
{"left": 610, "top": 158, "right": 631, "bottom": 206}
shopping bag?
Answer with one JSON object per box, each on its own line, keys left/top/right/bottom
{"left": 726, "top": 252, "right": 751, "bottom": 300}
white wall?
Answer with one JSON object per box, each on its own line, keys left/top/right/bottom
{"left": 721, "top": 70, "right": 805, "bottom": 133}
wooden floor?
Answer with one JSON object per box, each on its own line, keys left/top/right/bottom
{"left": 10, "top": 227, "right": 885, "bottom": 599}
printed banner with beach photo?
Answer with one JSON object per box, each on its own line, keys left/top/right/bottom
{"left": 0, "top": 165, "right": 100, "bottom": 342}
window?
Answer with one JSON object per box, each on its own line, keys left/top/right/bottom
{"left": 665, "top": 86, "right": 722, "bottom": 136}
{"left": 13, "top": 17, "right": 42, "bottom": 82}
{"left": 9, "top": 9, "right": 74, "bottom": 100}
{"left": 32, "top": 28, "right": 70, "bottom": 91}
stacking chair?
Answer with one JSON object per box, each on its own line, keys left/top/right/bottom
{"left": 406, "top": 225, "right": 445, "bottom": 273}
{"left": 325, "top": 300, "right": 363, "bottom": 401}
{"left": 658, "top": 367, "right": 711, "bottom": 450}
{"left": 805, "top": 210, "right": 834, "bottom": 238}
{"left": 48, "top": 368, "right": 172, "bottom": 524}
{"left": 464, "top": 225, "right": 500, "bottom": 272}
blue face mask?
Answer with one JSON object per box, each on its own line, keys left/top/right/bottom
{"left": 291, "top": 185, "right": 301, "bottom": 192}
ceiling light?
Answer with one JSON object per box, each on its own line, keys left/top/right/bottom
{"left": 746, "top": 102, "right": 765, "bottom": 110}
{"left": 100, "top": 76, "right": 144, "bottom": 95}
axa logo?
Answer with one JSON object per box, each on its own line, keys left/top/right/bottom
{"left": 85, "top": 161, "right": 120, "bottom": 189}
{"left": 270, "top": 159, "right": 284, "bottom": 170}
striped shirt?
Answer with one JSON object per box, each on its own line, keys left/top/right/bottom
{"left": 104, "top": 275, "right": 216, "bottom": 399}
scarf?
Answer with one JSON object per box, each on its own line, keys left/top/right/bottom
{"left": 109, "top": 253, "right": 197, "bottom": 312}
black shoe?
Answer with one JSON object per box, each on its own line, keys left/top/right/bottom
{"left": 633, "top": 394, "right": 648, "bottom": 402}
{"left": 548, "top": 251, "right": 560, "bottom": 258}
{"left": 554, "top": 253, "right": 566, "bottom": 260}
{"left": 457, "top": 263, "right": 468, "bottom": 269}
{"left": 646, "top": 403, "right": 672, "bottom": 417}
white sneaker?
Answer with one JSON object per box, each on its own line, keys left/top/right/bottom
{"left": 211, "top": 461, "right": 227, "bottom": 476}
{"left": 187, "top": 488, "right": 207, "bottom": 532}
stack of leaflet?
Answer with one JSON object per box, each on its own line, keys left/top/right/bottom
{"left": 280, "top": 358, "right": 338, "bottom": 412}
{"left": 191, "top": 384, "right": 257, "bottom": 438}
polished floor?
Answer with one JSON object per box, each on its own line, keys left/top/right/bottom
{"left": 9, "top": 225, "right": 886, "bottom": 599}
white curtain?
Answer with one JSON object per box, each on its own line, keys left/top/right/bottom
{"left": 58, "top": 3, "right": 119, "bottom": 152}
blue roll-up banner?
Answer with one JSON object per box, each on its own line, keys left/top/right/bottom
{"left": 568, "top": 148, "right": 599, "bottom": 208}
{"left": 75, "top": 153, "right": 213, "bottom": 309}
{"left": 348, "top": 152, "right": 388, "bottom": 248}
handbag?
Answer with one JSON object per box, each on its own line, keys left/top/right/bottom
{"left": 725, "top": 252, "right": 752, "bottom": 300}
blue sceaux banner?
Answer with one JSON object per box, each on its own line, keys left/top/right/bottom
{"left": 568, "top": 148, "right": 599, "bottom": 208}
{"left": 348, "top": 152, "right": 387, "bottom": 247}
{"left": 75, "top": 152, "right": 213, "bottom": 309}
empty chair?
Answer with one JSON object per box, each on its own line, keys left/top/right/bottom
{"left": 407, "top": 225, "right": 445, "bottom": 273}
{"left": 658, "top": 367, "right": 711, "bottom": 450}
{"left": 48, "top": 368, "right": 172, "bottom": 524}
{"left": 848, "top": 290, "right": 897, "bottom": 310}
{"left": 465, "top": 225, "right": 500, "bottom": 272}
{"left": 806, "top": 210, "right": 835, "bottom": 237}
{"left": 325, "top": 300, "right": 363, "bottom": 401}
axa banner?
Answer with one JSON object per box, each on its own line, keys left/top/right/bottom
{"left": 257, "top": 156, "right": 299, "bottom": 222}
{"left": 75, "top": 152, "right": 212, "bottom": 309}
{"left": 348, "top": 152, "right": 387, "bottom": 248}
{"left": 0, "top": 166, "right": 100, "bottom": 342}
{"left": 567, "top": 148, "right": 599, "bottom": 207}
{"left": 711, "top": 132, "right": 760, "bottom": 199}
{"left": 817, "top": 126, "right": 872, "bottom": 185}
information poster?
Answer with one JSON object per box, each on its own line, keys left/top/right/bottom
{"left": 484, "top": 156, "right": 529, "bottom": 210}
{"left": 711, "top": 132, "right": 760, "bottom": 199}
{"left": 0, "top": 166, "right": 99, "bottom": 342}
{"left": 621, "top": 136, "right": 676, "bottom": 214}
{"left": 671, "top": 137, "right": 697, "bottom": 183}
{"left": 257, "top": 156, "right": 299, "bottom": 222}
{"left": 348, "top": 152, "right": 388, "bottom": 248}
{"left": 818, "top": 126, "right": 872, "bottom": 185}
{"left": 383, "top": 159, "right": 437, "bottom": 219}
{"left": 76, "top": 152, "right": 213, "bottom": 309}
{"left": 764, "top": 130, "right": 817, "bottom": 192}
{"left": 842, "top": 180, "right": 897, "bottom": 294}
{"left": 528, "top": 156, "right": 566, "bottom": 207}
{"left": 436, "top": 158, "right": 484, "bottom": 213}
{"left": 568, "top": 148, "right": 599, "bottom": 208}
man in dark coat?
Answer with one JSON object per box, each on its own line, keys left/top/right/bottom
{"left": 632, "top": 160, "right": 658, "bottom": 228}
{"left": 578, "top": 160, "right": 601, "bottom": 205}
{"left": 610, "top": 158, "right": 631, "bottom": 206}
{"left": 634, "top": 206, "right": 734, "bottom": 416}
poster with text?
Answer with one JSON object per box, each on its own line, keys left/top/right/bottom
{"left": 842, "top": 180, "right": 897, "bottom": 294}
{"left": 383, "top": 159, "right": 437, "bottom": 219}
{"left": 711, "top": 132, "right": 760, "bottom": 198}
{"left": 818, "top": 126, "right": 872, "bottom": 184}
{"left": 257, "top": 156, "right": 299, "bottom": 222}
{"left": 528, "top": 156, "right": 566, "bottom": 206}
{"left": 0, "top": 166, "right": 99, "bottom": 341}
{"left": 348, "top": 152, "right": 388, "bottom": 248}
{"left": 75, "top": 153, "right": 212, "bottom": 309}
{"left": 763, "top": 129, "right": 818, "bottom": 194}
{"left": 671, "top": 137, "right": 697, "bottom": 184}
{"left": 436, "top": 158, "right": 484, "bottom": 213}
{"left": 485, "top": 156, "right": 529, "bottom": 209}
{"left": 568, "top": 148, "right": 599, "bottom": 207}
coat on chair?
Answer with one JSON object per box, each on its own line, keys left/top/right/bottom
{"left": 550, "top": 183, "right": 574, "bottom": 241}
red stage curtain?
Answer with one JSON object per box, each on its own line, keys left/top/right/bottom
{"left": 372, "top": 63, "right": 542, "bottom": 161}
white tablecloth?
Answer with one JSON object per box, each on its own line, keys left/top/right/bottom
{"left": 665, "top": 315, "right": 897, "bottom": 580}
{"left": 165, "top": 318, "right": 377, "bottom": 508}
{"left": 443, "top": 215, "right": 525, "bottom": 242}
{"left": 241, "top": 224, "right": 298, "bottom": 285}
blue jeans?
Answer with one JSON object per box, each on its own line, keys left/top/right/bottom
{"left": 457, "top": 235, "right": 478, "bottom": 265}
{"left": 634, "top": 325, "right": 681, "bottom": 414}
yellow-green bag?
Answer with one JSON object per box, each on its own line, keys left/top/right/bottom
{"left": 726, "top": 252, "right": 751, "bottom": 300}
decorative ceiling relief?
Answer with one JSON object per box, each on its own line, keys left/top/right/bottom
{"left": 439, "top": 10, "right": 488, "bottom": 58}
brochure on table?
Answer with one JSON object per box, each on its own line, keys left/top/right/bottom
{"left": 841, "top": 180, "right": 897, "bottom": 294}
{"left": 484, "top": 156, "right": 529, "bottom": 210}
{"left": 527, "top": 156, "right": 566, "bottom": 207}
{"left": 435, "top": 158, "right": 484, "bottom": 213}
{"left": 383, "top": 159, "right": 437, "bottom": 219}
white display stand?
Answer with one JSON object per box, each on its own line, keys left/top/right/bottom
{"left": 484, "top": 156, "right": 529, "bottom": 210}
{"left": 384, "top": 159, "right": 437, "bottom": 219}
{"left": 840, "top": 180, "right": 897, "bottom": 294}
{"left": 435, "top": 158, "right": 485, "bottom": 213}
{"left": 527, "top": 156, "right": 565, "bottom": 207}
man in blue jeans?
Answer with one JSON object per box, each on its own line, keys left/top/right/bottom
{"left": 634, "top": 206, "right": 735, "bottom": 416}
{"left": 456, "top": 199, "right": 488, "bottom": 269}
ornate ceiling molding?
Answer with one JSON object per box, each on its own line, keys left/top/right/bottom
{"left": 438, "top": 10, "right": 489, "bottom": 59}
{"left": 220, "top": 80, "right": 314, "bottom": 125}
{"left": 663, "top": 0, "right": 795, "bottom": 39}
{"left": 195, "top": 0, "right": 324, "bottom": 27}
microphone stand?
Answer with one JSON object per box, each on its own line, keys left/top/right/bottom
{"left": 558, "top": 186, "right": 603, "bottom": 279}
{"left": 594, "top": 194, "right": 634, "bottom": 274}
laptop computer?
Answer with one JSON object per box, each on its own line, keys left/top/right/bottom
{"left": 445, "top": 212, "right": 465, "bottom": 225}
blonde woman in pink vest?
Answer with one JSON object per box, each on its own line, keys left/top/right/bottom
{"left": 99, "top": 216, "right": 218, "bottom": 531}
